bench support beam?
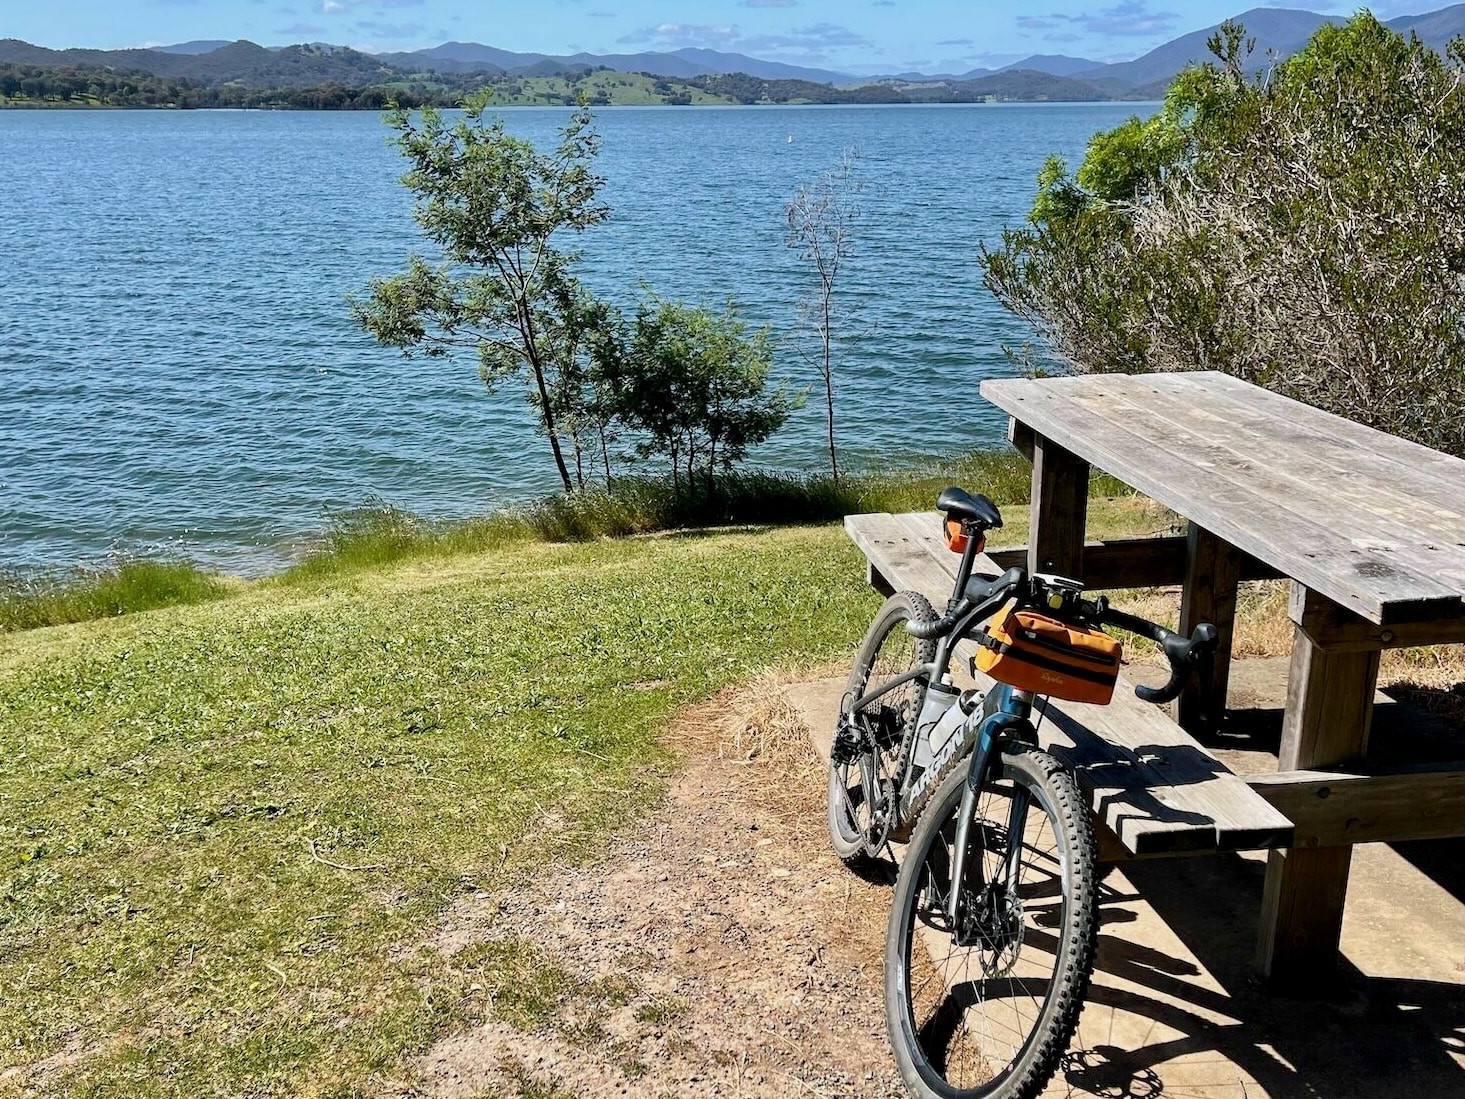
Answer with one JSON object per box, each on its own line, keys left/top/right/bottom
{"left": 987, "top": 536, "right": 1281, "bottom": 591}
{"left": 1289, "top": 585, "right": 1465, "bottom": 650}
{"left": 1247, "top": 765, "right": 1465, "bottom": 847}
{"left": 1257, "top": 591, "right": 1382, "bottom": 989}
{"left": 1179, "top": 524, "right": 1243, "bottom": 733}
{"left": 1028, "top": 435, "right": 1089, "bottom": 579}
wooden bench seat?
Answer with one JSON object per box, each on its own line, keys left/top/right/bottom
{"left": 845, "top": 511, "right": 1296, "bottom": 858}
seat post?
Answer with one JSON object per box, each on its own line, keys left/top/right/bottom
{"left": 949, "top": 521, "right": 982, "bottom": 613}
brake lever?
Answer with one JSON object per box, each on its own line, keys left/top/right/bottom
{"left": 1133, "top": 623, "right": 1218, "bottom": 706}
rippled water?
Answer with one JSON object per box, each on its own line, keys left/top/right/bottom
{"left": 0, "top": 103, "right": 1145, "bottom": 573}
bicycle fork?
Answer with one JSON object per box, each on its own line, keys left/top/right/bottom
{"left": 946, "top": 686, "right": 1036, "bottom": 931}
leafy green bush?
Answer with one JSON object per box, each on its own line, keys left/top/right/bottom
{"left": 981, "top": 14, "right": 1465, "bottom": 456}
{"left": 595, "top": 296, "right": 802, "bottom": 496}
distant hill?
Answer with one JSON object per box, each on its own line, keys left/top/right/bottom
{"left": 951, "top": 70, "right": 1112, "bottom": 102}
{"left": 998, "top": 54, "right": 1103, "bottom": 78}
{"left": 378, "top": 41, "right": 523, "bottom": 74}
{"left": 1075, "top": 4, "right": 1460, "bottom": 88}
{"left": 153, "top": 40, "right": 232, "bottom": 56}
{"left": 885, "top": 68, "right": 993, "bottom": 82}
{"left": 1385, "top": 3, "right": 1465, "bottom": 52}
{"left": 4, "top": 4, "right": 1460, "bottom": 105}
{"left": 660, "top": 47, "right": 851, "bottom": 83}
{"left": 0, "top": 39, "right": 402, "bottom": 86}
{"left": 1084, "top": 7, "right": 1338, "bottom": 86}
{"left": 380, "top": 42, "right": 853, "bottom": 83}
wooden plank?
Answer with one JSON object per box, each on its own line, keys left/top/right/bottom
{"left": 1028, "top": 375, "right": 1465, "bottom": 600}
{"left": 987, "top": 373, "right": 1465, "bottom": 603}
{"left": 1035, "top": 687, "right": 1294, "bottom": 855}
{"left": 1247, "top": 766, "right": 1465, "bottom": 847}
{"left": 981, "top": 374, "right": 1465, "bottom": 609}
{"left": 890, "top": 511, "right": 965, "bottom": 591}
{"left": 981, "top": 376, "right": 1465, "bottom": 623}
{"left": 845, "top": 513, "right": 954, "bottom": 601}
{"left": 1178, "top": 524, "right": 1242, "bottom": 733}
{"left": 985, "top": 536, "right": 1281, "bottom": 589}
{"left": 1144, "top": 372, "right": 1465, "bottom": 534}
{"left": 1256, "top": 618, "right": 1382, "bottom": 987}
{"left": 1288, "top": 584, "right": 1465, "bottom": 651}
{"left": 1028, "top": 434, "right": 1088, "bottom": 578}
{"left": 1093, "top": 375, "right": 1465, "bottom": 595}
{"left": 1036, "top": 371, "right": 1465, "bottom": 521}
{"left": 845, "top": 513, "right": 1295, "bottom": 858}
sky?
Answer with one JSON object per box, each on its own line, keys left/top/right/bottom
{"left": 3, "top": 0, "right": 1434, "bottom": 74}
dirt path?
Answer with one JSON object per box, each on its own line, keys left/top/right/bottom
{"left": 404, "top": 674, "right": 909, "bottom": 1099}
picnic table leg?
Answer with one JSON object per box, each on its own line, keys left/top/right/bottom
{"left": 1027, "top": 433, "right": 1088, "bottom": 579}
{"left": 1178, "top": 523, "right": 1241, "bottom": 733}
{"left": 1256, "top": 585, "right": 1381, "bottom": 989}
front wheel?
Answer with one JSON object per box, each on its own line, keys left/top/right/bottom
{"left": 828, "top": 590, "right": 937, "bottom": 863}
{"left": 884, "top": 747, "right": 1098, "bottom": 1099}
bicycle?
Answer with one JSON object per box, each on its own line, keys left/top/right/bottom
{"left": 827, "top": 487, "right": 1216, "bottom": 1099}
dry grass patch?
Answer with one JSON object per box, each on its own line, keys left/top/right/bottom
{"left": 405, "top": 672, "right": 903, "bottom": 1099}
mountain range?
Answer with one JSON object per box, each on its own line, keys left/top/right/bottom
{"left": 2, "top": 5, "right": 1460, "bottom": 99}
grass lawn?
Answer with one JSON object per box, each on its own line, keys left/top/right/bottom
{"left": 0, "top": 526, "right": 876, "bottom": 1096}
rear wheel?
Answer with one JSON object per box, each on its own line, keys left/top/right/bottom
{"left": 884, "top": 748, "right": 1098, "bottom": 1099}
{"left": 828, "top": 590, "right": 936, "bottom": 862}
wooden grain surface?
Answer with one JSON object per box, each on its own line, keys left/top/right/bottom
{"left": 1247, "top": 765, "right": 1465, "bottom": 847}
{"left": 981, "top": 372, "right": 1465, "bottom": 625}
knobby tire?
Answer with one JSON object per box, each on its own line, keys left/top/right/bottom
{"left": 828, "top": 590, "right": 936, "bottom": 862}
{"left": 884, "top": 747, "right": 1098, "bottom": 1099}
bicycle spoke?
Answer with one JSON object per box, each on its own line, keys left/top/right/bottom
{"left": 886, "top": 751, "right": 1098, "bottom": 1099}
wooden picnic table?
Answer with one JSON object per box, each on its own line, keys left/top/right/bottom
{"left": 978, "top": 370, "right": 1465, "bottom": 987}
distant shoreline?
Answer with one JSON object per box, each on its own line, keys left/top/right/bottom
{"left": 0, "top": 99, "right": 1145, "bottom": 111}
{"left": 0, "top": 62, "right": 1152, "bottom": 112}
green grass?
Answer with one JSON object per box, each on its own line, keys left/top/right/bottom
{"left": 2, "top": 449, "right": 1131, "bottom": 627}
{"left": 281, "top": 449, "right": 1133, "bottom": 583}
{"left": 0, "top": 526, "right": 876, "bottom": 1096}
{"left": 0, "top": 558, "right": 235, "bottom": 631}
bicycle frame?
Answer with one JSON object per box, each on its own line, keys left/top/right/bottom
{"left": 845, "top": 552, "right": 1014, "bottom": 820}
{"left": 949, "top": 683, "right": 1039, "bottom": 929}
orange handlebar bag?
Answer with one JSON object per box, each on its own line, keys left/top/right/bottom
{"left": 974, "top": 609, "right": 1122, "bottom": 705}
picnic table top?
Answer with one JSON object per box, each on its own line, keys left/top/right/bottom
{"left": 981, "top": 371, "right": 1465, "bottom": 627}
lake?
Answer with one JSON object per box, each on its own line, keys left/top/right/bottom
{"left": 0, "top": 103, "right": 1148, "bottom": 574}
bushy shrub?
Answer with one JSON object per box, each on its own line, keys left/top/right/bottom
{"left": 981, "top": 14, "right": 1465, "bottom": 455}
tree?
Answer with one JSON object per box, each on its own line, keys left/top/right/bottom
{"left": 538, "top": 287, "right": 623, "bottom": 489}
{"left": 785, "top": 150, "right": 862, "bottom": 483}
{"left": 351, "top": 93, "right": 610, "bottom": 491}
{"left": 979, "top": 15, "right": 1465, "bottom": 456}
{"left": 602, "top": 298, "right": 801, "bottom": 496}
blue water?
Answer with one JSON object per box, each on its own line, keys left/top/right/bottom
{"left": 0, "top": 104, "right": 1147, "bottom": 574}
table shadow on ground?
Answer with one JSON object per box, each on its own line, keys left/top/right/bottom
{"left": 1061, "top": 854, "right": 1465, "bottom": 1099}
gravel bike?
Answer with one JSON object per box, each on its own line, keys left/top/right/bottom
{"left": 828, "top": 487, "right": 1216, "bottom": 1099}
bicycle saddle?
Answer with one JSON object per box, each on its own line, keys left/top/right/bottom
{"left": 936, "top": 486, "right": 1003, "bottom": 528}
